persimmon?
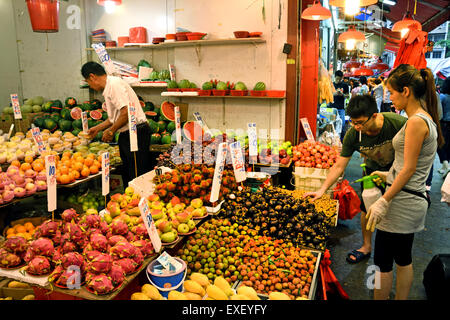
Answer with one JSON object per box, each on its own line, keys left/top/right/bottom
{"left": 89, "top": 165, "right": 99, "bottom": 175}
{"left": 81, "top": 167, "right": 90, "bottom": 177}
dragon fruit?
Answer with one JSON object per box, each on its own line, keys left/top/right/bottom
{"left": 108, "top": 264, "right": 125, "bottom": 286}
{"left": 48, "top": 265, "right": 64, "bottom": 283}
{"left": 86, "top": 228, "right": 102, "bottom": 238}
{"left": 61, "top": 241, "right": 77, "bottom": 254}
{"left": 88, "top": 253, "right": 113, "bottom": 274}
{"left": 61, "top": 208, "right": 79, "bottom": 222}
{"left": 131, "top": 249, "right": 144, "bottom": 267}
{"left": 0, "top": 252, "right": 22, "bottom": 267}
{"left": 125, "top": 231, "right": 138, "bottom": 243}
{"left": 108, "top": 235, "right": 127, "bottom": 247}
{"left": 30, "top": 238, "right": 54, "bottom": 257}
{"left": 99, "top": 221, "right": 110, "bottom": 235}
{"left": 23, "top": 248, "right": 36, "bottom": 263}
{"left": 55, "top": 268, "right": 81, "bottom": 287}
{"left": 90, "top": 233, "right": 108, "bottom": 252}
{"left": 84, "top": 250, "right": 103, "bottom": 262}
{"left": 85, "top": 214, "right": 101, "bottom": 229}
{"left": 132, "top": 240, "right": 154, "bottom": 257}
{"left": 65, "top": 223, "right": 84, "bottom": 244}
{"left": 27, "top": 256, "right": 51, "bottom": 275}
{"left": 113, "top": 258, "right": 136, "bottom": 275}
{"left": 84, "top": 271, "right": 97, "bottom": 284}
{"left": 4, "top": 236, "right": 28, "bottom": 254}
{"left": 87, "top": 274, "right": 115, "bottom": 295}
{"left": 110, "top": 241, "right": 136, "bottom": 259}
{"left": 111, "top": 220, "right": 128, "bottom": 235}
{"left": 38, "top": 220, "right": 60, "bottom": 237}
{"left": 51, "top": 248, "right": 63, "bottom": 265}
{"left": 52, "top": 230, "right": 63, "bottom": 246}
{"left": 133, "top": 224, "right": 148, "bottom": 239}
{"left": 61, "top": 252, "right": 85, "bottom": 270}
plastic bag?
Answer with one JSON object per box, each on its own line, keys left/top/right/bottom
{"left": 129, "top": 27, "right": 147, "bottom": 43}
{"left": 441, "top": 173, "right": 450, "bottom": 204}
{"left": 333, "top": 179, "right": 361, "bottom": 220}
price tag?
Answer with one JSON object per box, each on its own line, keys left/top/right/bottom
{"left": 174, "top": 106, "right": 182, "bottom": 144}
{"left": 45, "top": 155, "right": 57, "bottom": 212}
{"left": 102, "top": 152, "right": 110, "bottom": 196}
{"left": 247, "top": 123, "right": 258, "bottom": 163}
{"left": 300, "top": 118, "right": 315, "bottom": 141}
{"left": 193, "top": 112, "right": 212, "bottom": 137}
{"left": 210, "top": 142, "right": 227, "bottom": 203}
{"left": 7, "top": 124, "right": 14, "bottom": 140}
{"left": 229, "top": 141, "right": 247, "bottom": 183}
{"left": 156, "top": 252, "right": 183, "bottom": 272}
{"left": 10, "top": 94, "right": 22, "bottom": 120}
{"left": 91, "top": 43, "right": 116, "bottom": 75}
{"left": 31, "top": 127, "right": 48, "bottom": 155}
{"left": 127, "top": 102, "right": 138, "bottom": 152}
{"left": 169, "top": 64, "right": 176, "bottom": 81}
{"left": 81, "top": 112, "right": 89, "bottom": 133}
{"left": 139, "top": 198, "right": 162, "bottom": 253}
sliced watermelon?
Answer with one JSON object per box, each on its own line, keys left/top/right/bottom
{"left": 183, "top": 121, "right": 204, "bottom": 142}
{"left": 160, "top": 101, "right": 176, "bottom": 122}
{"left": 145, "top": 111, "right": 158, "bottom": 120}
{"left": 70, "top": 107, "right": 82, "bottom": 120}
{"left": 90, "top": 110, "right": 103, "bottom": 120}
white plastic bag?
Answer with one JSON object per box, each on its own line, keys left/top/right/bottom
{"left": 441, "top": 173, "right": 450, "bottom": 204}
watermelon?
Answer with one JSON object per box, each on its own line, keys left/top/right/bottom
{"left": 44, "top": 118, "right": 58, "bottom": 132}
{"left": 178, "top": 80, "right": 191, "bottom": 89}
{"left": 88, "top": 119, "right": 96, "bottom": 128}
{"left": 235, "top": 82, "right": 247, "bottom": 90}
{"left": 153, "top": 105, "right": 161, "bottom": 116}
{"left": 143, "top": 102, "right": 154, "bottom": 112}
{"left": 21, "top": 105, "right": 33, "bottom": 113}
{"left": 102, "top": 112, "right": 108, "bottom": 121}
{"left": 32, "top": 105, "right": 42, "bottom": 113}
{"left": 159, "top": 70, "right": 171, "bottom": 80}
{"left": 72, "top": 129, "right": 81, "bottom": 136}
{"left": 157, "top": 121, "right": 167, "bottom": 132}
{"left": 81, "top": 102, "right": 92, "bottom": 111}
{"left": 149, "top": 71, "right": 159, "bottom": 81}
{"left": 60, "top": 108, "right": 71, "bottom": 120}
{"left": 24, "top": 99, "right": 33, "bottom": 106}
{"left": 72, "top": 119, "right": 82, "bottom": 130}
{"left": 65, "top": 97, "right": 77, "bottom": 107}
{"left": 138, "top": 59, "right": 151, "bottom": 70}
{"left": 145, "top": 111, "right": 158, "bottom": 120}
{"left": 160, "top": 101, "right": 176, "bottom": 122}
{"left": 216, "top": 81, "right": 227, "bottom": 90}
{"left": 151, "top": 133, "right": 161, "bottom": 144}
{"left": 183, "top": 121, "right": 204, "bottom": 142}
{"left": 90, "top": 110, "right": 102, "bottom": 120}
{"left": 90, "top": 99, "right": 102, "bottom": 109}
{"left": 253, "top": 82, "right": 266, "bottom": 91}
{"left": 33, "top": 116, "right": 45, "bottom": 128}
{"left": 51, "top": 100, "right": 63, "bottom": 112}
{"left": 95, "top": 131, "right": 103, "bottom": 141}
{"left": 58, "top": 119, "right": 72, "bottom": 132}
{"left": 161, "top": 133, "right": 171, "bottom": 145}
{"left": 50, "top": 113, "right": 61, "bottom": 123}
{"left": 147, "top": 119, "right": 159, "bottom": 133}
{"left": 42, "top": 101, "right": 52, "bottom": 113}
{"left": 166, "top": 121, "right": 175, "bottom": 134}
{"left": 202, "top": 82, "right": 214, "bottom": 90}
{"left": 70, "top": 107, "right": 82, "bottom": 120}
{"left": 190, "top": 82, "right": 198, "bottom": 88}
{"left": 167, "top": 80, "right": 178, "bottom": 89}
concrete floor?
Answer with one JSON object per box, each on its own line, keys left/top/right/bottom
{"left": 327, "top": 153, "right": 450, "bottom": 300}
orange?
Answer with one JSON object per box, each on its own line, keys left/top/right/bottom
{"left": 72, "top": 170, "right": 80, "bottom": 180}
{"left": 24, "top": 222, "right": 34, "bottom": 231}
{"left": 11, "top": 160, "right": 21, "bottom": 168}
{"left": 20, "top": 163, "right": 32, "bottom": 172}
{"left": 7, "top": 234, "right": 17, "bottom": 239}
{"left": 74, "top": 156, "right": 84, "bottom": 163}
{"left": 93, "top": 160, "right": 101, "bottom": 168}
{"left": 89, "top": 165, "right": 99, "bottom": 175}
{"left": 68, "top": 172, "right": 75, "bottom": 182}
{"left": 60, "top": 174, "right": 71, "bottom": 184}
{"left": 84, "top": 158, "right": 94, "bottom": 167}
{"left": 81, "top": 167, "right": 90, "bottom": 177}
{"left": 56, "top": 173, "right": 61, "bottom": 183}
{"left": 32, "top": 161, "right": 44, "bottom": 172}
{"left": 24, "top": 155, "right": 34, "bottom": 164}
{"left": 60, "top": 166, "right": 69, "bottom": 175}
{"left": 63, "top": 159, "right": 71, "bottom": 168}
{"left": 73, "top": 162, "right": 83, "bottom": 172}
{"left": 6, "top": 228, "right": 15, "bottom": 236}
{"left": 73, "top": 152, "right": 82, "bottom": 158}
{"left": 97, "top": 155, "right": 102, "bottom": 163}
{"left": 86, "top": 153, "right": 96, "bottom": 160}
{"left": 14, "top": 225, "right": 26, "bottom": 233}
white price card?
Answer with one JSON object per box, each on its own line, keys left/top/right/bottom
{"left": 300, "top": 117, "right": 315, "bottom": 141}
{"left": 91, "top": 43, "right": 116, "bottom": 75}
{"left": 157, "top": 252, "right": 183, "bottom": 272}
{"left": 102, "top": 152, "right": 110, "bottom": 196}
{"left": 247, "top": 123, "right": 258, "bottom": 163}
{"left": 193, "top": 112, "right": 212, "bottom": 138}
{"left": 169, "top": 64, "right": 176, "bottom": 81}
{"left": 174, "top": 106, "right": 182, "bottom": 144}
{"left": 45, "top": 155, "right": 57, "bottom": 212}
{"left": 10, "top": 94, "right": 22, "bottom": 120}
{"left": 230, "top": 141, "right": 247, "bottom": 183}
{"left": 127, "top": 102, "right": 138, "bottom": 152}
{"left": 81, "top": 112, "right": 89, "bottom": 133}
{"left": 31, "top": 127, "right": 47, "bottom": 155}
{"left": 139, "top": 198, "right": 162, "bottom": 253}
{"left": 7, "top": 124, "right": 14, "bottom": 140}
{"left": 210, "top": 142, "right": 228, "bottom": 203}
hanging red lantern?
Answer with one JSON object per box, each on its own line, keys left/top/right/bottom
{"left": 353, "top": 64, "right": 374, "bottom": 76}
{"left": 26, "top": 0, "right": 60, "bottom": 33}
{"left": 343, "top": 59, "right": 361, "bottom": 70}
{"left": 301, "top": 1, "right": 332, "bottom": 21}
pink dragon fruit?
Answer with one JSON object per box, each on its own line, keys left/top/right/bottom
{"left": 30, "top": 237, "right": 54, "bottom": 257}
{"left": 84, "top": 271, "right": 97, "bottom": 284}
{"left": 85, "top": 214, "right": 101, "bottom": 229}
{"left": 65, "top": 223, "right": 84, "bottom": 244}
{"left": 125, "top": 231, "right": 137, "bottom": 243}
{"left": 88, "top": 253, "right": 113, "bottom": 274}
{"left": 84, "top": 250, "right": 103, "bottom": 262}
{"left": 4, "top": 236, "right": 28, "bottom": 254}
{"left": 110, "top": 241, "right": 136, "bottom": 259}
{"left": 51, "top": 248, "right": 63, "bottom": 265}
{"left": 131, "top": 240, "right": 154, "bottom": 257}
{"left": 99, "top": 221, "right": 110, "bottom": 235}
{"left": 111, "top": 220, "right": 128, "bottom": 235}
{"left": 61, "top": 241, "right": 77, "bottom": 254}
{"left": 61, "top": 208, "right": 79, "bottom": 222}
{"left": 108, "top": 235, "right": 127, "bottom": 247}
{"left": 27, "top": 256, "right": 51, "bottom": 275}
{"left": 87, "top": 274, "right": 115, "bottom": 295}
{"left": 23, "top": 248, "right": 36, "bottom": 263}
{"left": 55, "top": 268, "right": 81, "bottom": 287}
{"left": 61, "top": 252, "right": 85, "bottom": 270}
{"left": 108, "top": 264, "right": 125, "bottom": 286}
{"left": 48, "top": 265, "right": 64, "bottom": 283}
{"left": 131, "top": 249, "right": 144, "bottom": 267}
{"left": 38, "top": 220, "right": 60, "bottom": 237}
{"left": 132, "top": 224, "right": 147, "bottom": 239}
{"left": 113, "top": 258, "right": 136, "bottom": 275}
{"left": 0, "top": 247, "right": 9, "bottom": 258}
{"left": 51, "top": 230, "right": 62, "bottom": 246}
{"left": 90, "top": 233, "right": 108, "bottom": 252}
{"left": 86, "top": 228, "right": 102, "bottom": 238}
{"left": 0, "top": 252, "right": 22, "bottom": 267}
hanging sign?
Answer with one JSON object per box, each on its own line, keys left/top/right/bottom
{"left": 247, "top": 123, "right": 258, "bottom": 163}
{"left": 102, "top": 152, "right": 110, "bottom": 196}
{"left": 45, "top": 155, "right": 57, "bottom": 212}
{"left": 81, "top": 112, "right": 89, "bottom": 133}
{"left": 139, "top": 198, "right": 162, "bottom": 253}
{"left": 230, "top": 141, "right": 247, "bottom": 183}
{"left": 210, "top": 142, "right": 228, "bottom": 203}
{"left": 127, "top": 102, "right": 138, "bottom": 152}
{"left": 300, "top": 117, "right": 315, "bottom": 141}
{"left": 174, "top": 106, "right": 182, "bottom": 144}
{"left": 32, "top": 127, "right": 47, "bottom": 155}
{"left": 91, "top": 43, "right": 116, "bottom": 75}
{"left": 10, "top": 94, "right": 22, "bottom": 120}
{"left": 193, "top": 112, "right": 212, "bottom": 138}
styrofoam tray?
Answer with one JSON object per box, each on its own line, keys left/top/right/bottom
{"left": 129, "top": 167, "right": 172, "bottom": 198}
{"left": 0, "top": 267, "right": 49, "bottom": 287}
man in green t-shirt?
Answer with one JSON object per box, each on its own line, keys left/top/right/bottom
{"left": 305, "top": 94, "right": 407, "bottom": 263}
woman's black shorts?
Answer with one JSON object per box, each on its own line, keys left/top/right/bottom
{"left": 374, "top": 229, "right": 415, "bottom": 273}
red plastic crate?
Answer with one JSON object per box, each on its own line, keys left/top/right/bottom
{"left": 212, "top": 89, "right": 227, "bottom": 96}
{"left": 230, "top": 90, "right": 248, "bottom": 96}
{"left": 198, "top": 90, "right": 211, "bottom": 96}
{"left": 250, "top": 90, "right": 267, "bottom": 97}
{"left": 167, "top": 88, "right": 181, "bottom": 92}
{"left": 266, "top": 90, "right": 285, "bottom": 97}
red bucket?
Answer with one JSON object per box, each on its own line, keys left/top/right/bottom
{"left": 26, "top": 0, "right": 59, "bottom": 33}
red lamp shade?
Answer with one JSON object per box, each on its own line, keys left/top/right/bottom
{"left": 97, "top": 0, "right": 122, "bottom": 6}
{"left": 301, "top": 1, "right": 332, "bottom": 20}
{"left": 353, "top": 65, "right": 374, "bottom": 76}
{"left": 343, "top": 59, "right": 361, "bottom": 70}
{"left": 338, "top": 25, "right": 366, "bottom": 42}
{"left": 392, "top": 12, "right": 422, "bottom": 32}
{"left": 329, "top": 0, "right": 378, "bottom": 7}
{"left": 369, "top": 62, "right": 389, "bottom": 71}
{"left": 26, "top": 0, "right": 59, "bottom": 33}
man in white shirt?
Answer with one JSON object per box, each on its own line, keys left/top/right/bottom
{"left": 81, "top": 62, "right": 151, "bottom": 187}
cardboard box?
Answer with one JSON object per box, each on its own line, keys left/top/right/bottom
{"left": 0, "top": 112, "right": 44, "bottom": 135}
{"left": 0, "top": 279, "right": 35, "bottom": 300}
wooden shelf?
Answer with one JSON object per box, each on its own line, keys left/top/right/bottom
{"left": 85, "top": 38, "right": 266, "bottom": 51}
{"left": 160, "top": 92, "right": 286, "bottom": 99}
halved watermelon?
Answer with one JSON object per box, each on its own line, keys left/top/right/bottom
{"left": 90, "top": 110, "right": 103, "bottom": 120}
{"left": 183, "top": 121, "right": 204, "bottom": 142}
{"left": 145, "top": 111, "right": 158, "bottom": 120}
{"left": 160, "top": 101, "right": 176, "bottom": 122}
{"left": 70, "top": 107, "right": 82, "bottom": 120}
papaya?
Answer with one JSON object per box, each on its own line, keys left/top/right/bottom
{"left": 190, "top": 272, "right": 210, "bottom": 287}
{"left": 141, "top": 284, "right": 163, "bottom": 300}
{"left": 268, "top": 292, "right": 291, "bottom": 300}
{"left": 237, "top": 286, "right": 260, "bottom": 300}
{"left": 214, "top": 276, "right": 233, "bottom": 296}
{"left": 184, "top": 280, "right": 205, "bottom": 296}
{"left": 206, "top": 285, "right": 228, "bottom": 300}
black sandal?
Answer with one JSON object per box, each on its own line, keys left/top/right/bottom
{"left": 346, "top": 249, "right": 371, "bottom": 264}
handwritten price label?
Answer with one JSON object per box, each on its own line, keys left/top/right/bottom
{"left": 81, "top": 112, "right": 89, "bottom": 133}
{"left": 247, "top": 123, "right": 258, "bottom": 163}
{"left": 230, "top": 141, "right": 247, "bottom": 183}
{"left": 127, "top": 103, "right": 138, "bottom": 152}
{"left": 45, "top": 155, "right": 57, "bottom": 212}
{"left": 92, "top": 43, "right": 116, "bottom": 75}
{"left": 300, "top": 118, "right": 315, "bottom": 141}
{"left": 32, "top": 127, "right": 47, "bottom": 155}
{"left": 193, "top": 112, "right": 212, "bottom": 138}
{"left": 175, "top": 106, "right": 182, "bottom": 144}
{"left": 102, "top": 152, "right": 110, "bottom": 196}
{"left": 210, "top": 142, "right": 228, "bottom": 203}
{"left": 10, "top": 94, "right": 22, "bottom": 120}
{"left": 139, "top": 198, "right": 162, "bottom": 253}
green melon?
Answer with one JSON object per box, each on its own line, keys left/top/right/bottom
{"left": 24, "top": 99, "right": 34, "bottom": 106}
{"left": 161, "top": 133, "right": 171, "bottom": 145}
{"left": 65, "top": 97, "right": 77, "bottom": 107}
{"left": 166, "top": 121, "right": 175, "bottom": 133}
{"left": 151, "top": 133, "right": 161, "bottom": 144}
{"left": 32, "top": 105, "right": 42, "bottom": 113}
{"left": 178, "top": 79, "right": 191, "bottom": 89}
{"left": 253, "top": 82, "right": 266, "bottom": 91}
{"left": 22, "top": 105, "right": 33, "bottom": 113}
{"left": 3, "top": 107, "right": 13, "bottom": 114}
{"left": 202, "top": 81, "right": 213, "bottom": 90}
{"left": 32, "top": 96, "right": 44, "bottom": 105}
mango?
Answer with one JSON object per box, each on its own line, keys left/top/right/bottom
{"left": 22, "top": 295, "right": 35, "bottom": 300}
{"left": 230, "top": 294, "right": 251, "bottom": 300}
{"left": 214, "top": 276, "right": 233, "bottom": 296}
{"left": 184, "top": 280, "right": 205, "bottom": 296}
{"left": 168, "top": 290, "right": 187, "bottom": 300}
{"left": 184, "top": 292, "right": 203, "bottom": 300}
{"left": 190, "top": 272, "right": 209, "bottom": 287}
{"left": 131, "top": 292, "right": 151, "bottom": 300}
{"left": 141, "top": 284, "right": 163, "bottom": 300}
{"left": 269, "top": 292, "right": 291, "bottom": 300}
{"left": 206, "top": 285, "right": 228, "bottom": 300}
{"left": 8, "top": 281, "right": 30, "bottom": 288}
{"left": 237, "top": 286, "right": 260, "bottom": 300}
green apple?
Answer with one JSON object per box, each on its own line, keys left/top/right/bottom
{"left": 187, "top": 219, "right": 196, "bottom": 231}
{"left": 177, "top": 223, "right": 190, "bottom": 234}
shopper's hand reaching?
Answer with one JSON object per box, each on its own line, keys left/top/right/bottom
{"left": 303, "top": 189, "right": 325, "bottom": 201}
{"left": 366, "top": 197, "right": 390, "bottom": 232}
{"left": 370, "top": 171, "right": 388, "bottom": 187}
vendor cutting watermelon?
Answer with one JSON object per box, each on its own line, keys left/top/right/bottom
{"left": 81, "top": 61, "right": 152, "bottom": 187}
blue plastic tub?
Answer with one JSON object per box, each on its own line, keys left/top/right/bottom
{"left": 146, "top": 257, "right": 186, "bottom": 298}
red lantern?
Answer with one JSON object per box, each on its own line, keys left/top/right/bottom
{"left": 353, "top": 64, "right": 374, "bottom": 76}
{"left": 343, "top": 59, "right": 361, "bottom": 70}
{"left": 26, "top": 0, "right": 59, "bottom": 33}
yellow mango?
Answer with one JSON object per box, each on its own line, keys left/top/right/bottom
{"left": 206, "top": 285, "right": 229, "bottom": 300}
{"left": 237, "top": 286, "right": 260, "bottom": 300}
{"left": 184, "top": 280, "right": 206, "bottom": 296}
{"left": 190, "top": 272, "right": 210, "bottom": 287}
{"left": 131, "top": 292, "right": 151, "bottom": 300}
{"left": 22, "top": 295, "right": 35, "bottom": 300}
{"left": 269, "top": 292, "right": 291, "bottom": 300}
{"left": 8, "top": 281, "right": 30, "bottom": 288}
{"left": 141, "top": 284, "right": 163, "bottom": 300}
{"left": 230, "top": 294, "right": 251, "bottom": 300}
{"left": 214, "top": 276, "right": 233, "bottom": 296}
{"left": 168, "top": 290, "right": 187, "bottom": 300}
{"left": 184, "top": 292, "right": 203, "bottom": 300}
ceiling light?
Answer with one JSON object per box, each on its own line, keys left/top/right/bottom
{"left": 392, "top": 12, "right": 422, "bottom": 33}
{"left": 301, "top": 1, "right": 332, "bottom": 20}
{"left": 338, "top": 25, "right": 366, "bottom": 42}
{"left": 97, "top": 0, "right": 122, "bottom": 14}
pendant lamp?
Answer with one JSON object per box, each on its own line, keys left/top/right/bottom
{"left": 26, "top": 0, "right": 60, "bottom": 33}
{"left": 369, "top": 60, "right": 389, "bottom": 71}
{"left": 391, "top": 12, "right": 422, "bottom": 33}
{"left": 353, "top": 64, "right": 374, "bottom": 76}
{"left": 343, "top": 59, "right": 361, "bottom": 70}
{"left": 329, "top": 0, "right": 378, "bottom": 15}
{"left": 338, "top": 26, "right": 366, "bottom": 42}
{"left": 301, "top": 1, "right": 332, "bottom": 20}
{"left": 97, "top": 0, "right": 122, "bottom": 13}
